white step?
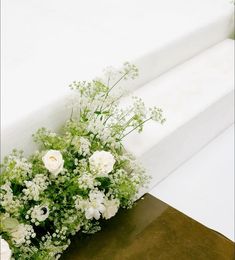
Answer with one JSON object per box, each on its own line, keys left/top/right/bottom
{"left": 122, "top": 39, "right": 234, "bottom": 194}
{"left": 1, "top": 39, "right": 234, "bottom": 164}
{"left": 149, "top": 125, "right": 234, "bottom": 241}
{"left": 1, "top": 0, "right": 234, "bottom": 129}
{"left": 1, "top": 36, "right": 234, "bottom": 180}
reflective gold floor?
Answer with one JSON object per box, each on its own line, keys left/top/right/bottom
{"left": 62, "top": 194, "right": 234, "bottom": 260}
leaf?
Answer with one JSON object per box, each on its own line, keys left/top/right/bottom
{"left": 95, "top": 177, "right": 111, "bottom": 189}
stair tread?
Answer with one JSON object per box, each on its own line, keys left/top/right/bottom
{"left": 149, "top": 125, "right": 234, "bottom": 241}
{"left": 123, "top": 39, "right": 234, "bottom": 157}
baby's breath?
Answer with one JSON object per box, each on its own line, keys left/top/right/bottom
{"left": 0, "top": 63, "right": 164, "bottom": 259}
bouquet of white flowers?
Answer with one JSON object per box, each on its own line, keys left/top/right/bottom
{"left": 0, "top": 63, "right": 165, "bottom": 260}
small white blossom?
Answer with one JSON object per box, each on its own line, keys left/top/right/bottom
{"left": 10, "top": 224, "right": 35, "bottom": 246}
{"left": 75, "top": 197, "right": 88, "bottom": 211}
{"left": 23, "top": 174, "right": 48, "bottom": 201}
{"left": 14, "top": 158, "right": 32, "bottom": 172}
{"left": 85, "top": 190, "right": 106, "bottom": 220}
{"left": 77, "top": 173, "right": 95, "bottom": 189}
{"left": 75, "top": 190, "right": 106, "bottom": 220}
{"left": 102, "top": 198, "right": 120, "bottom": 220}
{"left": 72, "top": 137, "right": 91, "bottom": 156}
{"left": 132, "top": 96, "right": 146, "bottom": 117}
{"left": 42, "top": 150, "right": 64, "bottom": 177}
{"left": 85, "top": 204, "right": 105, "bottom": 220}
{"left": 31, "top": 205, "right": 49, "bottom": 222}
{"left": 89, "top": 151, "right": 115, "bottom": 176}
{"left": 0, "top": 182, "right": 21, "bottom": 214}
{"left": 1, "top": 152, "right": 32, "bottom": 186}
{"left": 87, "top": 118, "right": 104, "bottom": 136}
{"left": 0, "top": 237, "right": 12, "bottom": 260}
{"left": 150, "top": 107, "right": 165, "bottom": 123}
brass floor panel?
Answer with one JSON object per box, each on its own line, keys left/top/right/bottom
{"left": 62, "top": 194, "right": 234, "bottom": 260}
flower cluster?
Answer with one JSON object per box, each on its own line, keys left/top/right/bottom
{"left": 0, "top": 63, "right": 165, "bottom": 259}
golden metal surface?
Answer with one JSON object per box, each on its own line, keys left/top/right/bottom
{"left": 62, "top": 194, "right": 234, "bottom": 260}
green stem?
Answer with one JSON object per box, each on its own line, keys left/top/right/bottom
{"left": 121, "top": 115, "right": 136, "bottom": 131}
{"left": 118, "top": 107, "right": 134, "bottom": 122}
{"left": 104, "top": 107, "right": 134, "bottom": 126}
{"left": 99, "top": 70, "right": 130, "bottom": 112}
{"left": 70, "top": 108, "right": 74, "bottom": 121}
{"left": 107, "top": 75, "right": 110, "bottom": 87}
{"left": 101, "top": 93, "right": 124, "bottom": 112}
{"left": 120, "top": 117, "right": 152, "bottom": 140}
{"left": 103, "top": 113, "right": 114, "bottom": 125}
{"left": 108, "top": 70, "right": 129, "bottom": 94}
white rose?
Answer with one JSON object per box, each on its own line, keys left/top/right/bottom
{"left": 89, "top": 151, "right": 115, "bottom": 176}
{"left": 42, "top": 150, "right": 64, "bottom": 176}
{"left": 11, "top": 224, "right": 27, "bottom": 245}
{"left": 0, "top": 237, "right": 12, "bottom": 260}
{"left": 10, "top": 224, "right": 34, "bottom": 246}
{"left": 102, "top": 199, "right": 120, "bottom": 220}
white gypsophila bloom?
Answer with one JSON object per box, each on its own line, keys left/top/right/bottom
{"left": 98, "top": 128, "right": 112, "bottom": 143}
{"left": 150, "top": 107, "right": 165, "bottom": 123}
{"left": 23, "top": 174, "right": 48, "bottom": 201}
{"left": 14, "top": 157, "right": 32, "bottom": 172}
{"left": 85, "top": 97, "right": 103, "bottom": 116}
{"left": 73, "top": 158, "right": 89, "bottom": 176}
{"left": 23, "top": 181, "right": 40, "bottom": 201}
{"left": 79, "top": 137, "right": 91, "bottom": 155}
{"left": 89, "top": 151, "right": 115, "bottom": 176}
{"left": 6, "top": 154, "right": 32, "bottom": 173}
{"left": 42, "top": 150, "right": 64, "bottom": 177}
{"left": 1, "top": 182, "right": 13, "bottom": 202}
{"left": 3, "top": 154, "right": 32, "bottom": 184}
{"left": 0, "top": 237, "right": 12, "bottom": 260}
{"left": 72, "top": 137, "right": 91, "bottom": 156}
{"left": 39, "top": 234, "right": 69, "bottom": 259}
{"left": 102, "top": 198, "right": 120, "bottom": 220}
{"left": 89, "top": 190, "right": 105, "bottom": 202}
{"left": 0, "top": 182, "right": 21, "bottom": 214}
{"left": 87, "top": 118, "right": 114, "bottom": 144}
{"left": 11, "top": 224, "right": 35, "bottom": 246}
{"left": 132, "top": 96, "right": 146, "bottom": 117}
{"left": 87, "top": 118, "right": 104, "bottom": 135}
{"left": 102, "top": 66, "right": 118, "bottom": 84}
{"left": 31, "top": 205, "right": 49, "bottom": 222}
{"left": 77, "top": 173, "right": 95, "bottom": 189}
{"left": 74, "top": 197, "right": 89, "bottom": 211}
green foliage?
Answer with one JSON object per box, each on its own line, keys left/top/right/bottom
{"left": 0, "top": 63, "right": 164, "bottom": 259}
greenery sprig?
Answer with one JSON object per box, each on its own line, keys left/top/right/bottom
{"left": 0, "top": 62, "right": 165, "bottom": 260}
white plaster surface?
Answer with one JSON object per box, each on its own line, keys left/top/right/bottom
{"left": 123, "top": 39, "right": 234, "bottom": 193}
{"left": 123, "top": 39, "right": 234, "bottom": 157}
{"left": 1, "top": 0, "right": 234, "bottom": 128}
{"left": 150, "top": 125, "right": 235, "bottom": 241}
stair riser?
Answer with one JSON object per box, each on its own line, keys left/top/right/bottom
{"left": 1, "top": 97, "right": 70, "bottom": 160}
{"left": 138, "top": 91, "right": 234, "bottom": 197}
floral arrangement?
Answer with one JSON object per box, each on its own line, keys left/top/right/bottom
{"left": 0, "top": 63, "right": 165, "bottom": 260}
